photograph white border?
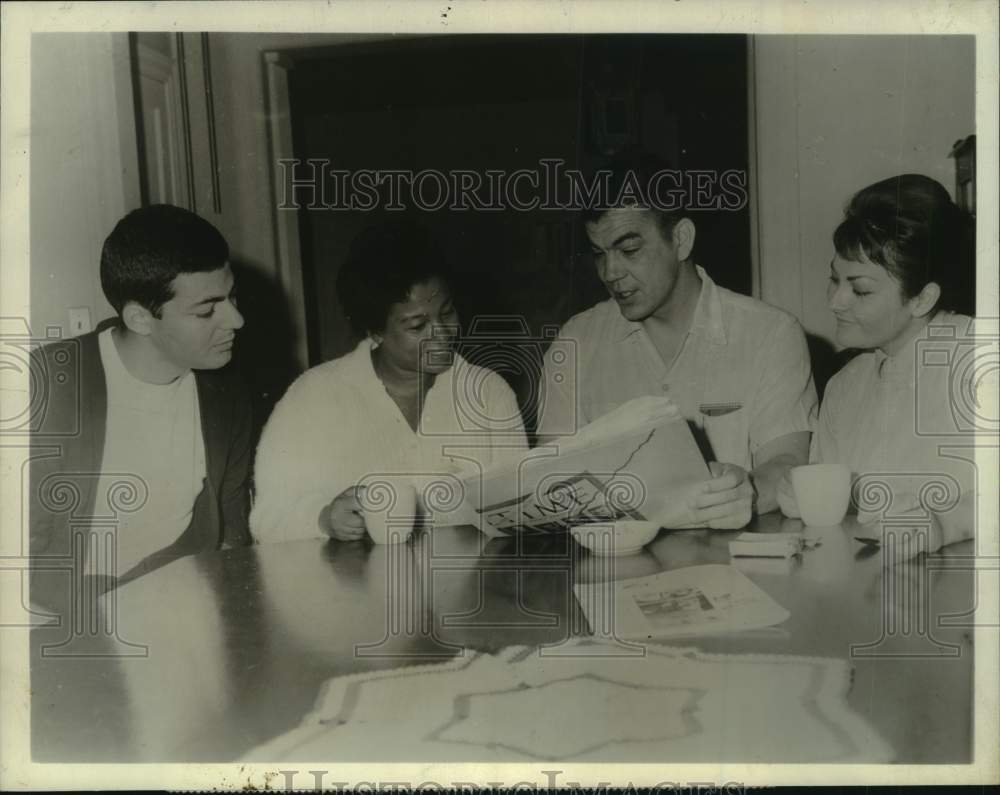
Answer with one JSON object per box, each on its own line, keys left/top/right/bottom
{"left": 2, "top": 0, "right": 997, "bottom": 789}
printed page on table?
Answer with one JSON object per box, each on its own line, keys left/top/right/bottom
{"left": 575, "top": 564, "right": 791, "bottom": 640}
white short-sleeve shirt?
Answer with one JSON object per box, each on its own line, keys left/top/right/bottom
{"left": 250, "top": 339, "right": 529, "bottom": 543}
{"left": 813, "top": 312, "right": 979, "bottom": 511}
{"left": 537, "top": 265, "right": 818, "bottom": 470}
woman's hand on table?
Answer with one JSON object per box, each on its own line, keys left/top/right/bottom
{"left": 321, "top": 486, "right": 368, "bottom": 541}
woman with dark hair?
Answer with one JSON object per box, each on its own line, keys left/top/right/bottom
{"left": 250, "top": 222, "right": 528, "bottom": 543}
{"left": 780, "top": 174, "right": 979, "bottom": 554}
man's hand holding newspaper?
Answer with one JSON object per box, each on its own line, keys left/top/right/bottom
{"left": 454, "top": 396, "right": 750, "bottom": 537}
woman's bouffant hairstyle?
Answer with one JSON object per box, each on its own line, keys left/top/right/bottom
{"left": 336, "top": 221, "right": 455, "bottom": 338}
{"left": 833, "top": 174, "right": 975, "bottom": 316}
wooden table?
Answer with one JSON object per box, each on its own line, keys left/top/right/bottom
{"left": 31, "top": 514, "right": 974, "bottom": 763}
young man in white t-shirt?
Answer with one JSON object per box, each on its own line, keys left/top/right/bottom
{"left": 30, "top": 205, "right": 252, "bottom": 609}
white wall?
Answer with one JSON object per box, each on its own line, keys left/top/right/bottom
{"left": 30, "top": 33, "right": 141, "bottom": 335}
{"left": 753, "top": 35, "right": 975, "bottom": 346}
{"left": 29, "top": 32, "right": 381, "bottom": 345}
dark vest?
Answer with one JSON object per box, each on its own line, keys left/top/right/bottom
{"left": 29, "top": 330, "right": 252, "bottom": 609}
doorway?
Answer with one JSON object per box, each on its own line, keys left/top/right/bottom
{"left": 282, "top": 34, "right": 750, "bottom": 430}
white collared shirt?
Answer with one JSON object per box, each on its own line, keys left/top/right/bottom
{"left": 537, "top": 265, "right": 818, "bottom": 469}
{"left": 812, "top": 313, "right": 979, "bottom": 506}
{"left": 250, "top": 339, "right": 529, "bottom": 543}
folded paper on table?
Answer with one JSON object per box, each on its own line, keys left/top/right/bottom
{"left": 242, "top": 639, "right": 893, "bottom": 763}
{"left": 574, "top": 564, "right": 790, "bottom": 640}
{"left": 451, "top": 397, "right": 709, "bottom": 537}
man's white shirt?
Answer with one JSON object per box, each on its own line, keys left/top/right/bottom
{"left": 538, "top": 265, "right": 818, "bottom": 469}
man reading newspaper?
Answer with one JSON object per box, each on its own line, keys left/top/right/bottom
{"left": 537, "top": 151, "right": 818, "bottom": 529}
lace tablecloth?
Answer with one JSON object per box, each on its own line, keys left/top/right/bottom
{"left": 244, "top": 639, "right": 892, "bottom": 762}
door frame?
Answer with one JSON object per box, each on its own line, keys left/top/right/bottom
{"left": 262, "top": 50, "right": 309, "bottom": 369}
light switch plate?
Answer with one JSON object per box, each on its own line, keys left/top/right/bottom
{"left": 68, "top": 307, "right": 92, "bottom": 336}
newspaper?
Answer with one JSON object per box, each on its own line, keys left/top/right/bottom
{"left": 453, "top": 397, "right": 710, "bottom": 537}
{"left": 574, "top": 563, "right": 791, "bottom": 640}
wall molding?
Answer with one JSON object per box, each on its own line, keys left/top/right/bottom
{"left": 173, "top": 33, "right": 198, "bottom": 212}
{"left": 201, "top": 33, "right": 222, "bottom": 214}
{"left": 263, "top": 50, "right": 309, "bottom": 371}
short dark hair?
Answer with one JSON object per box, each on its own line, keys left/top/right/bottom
{"left": 337, "top": 221, "right": 454, "bottom": 338}
{"left": 580, "top": 149, "right": 686, "bottom": 242}
{"left": 833, "top": 174, "right": 975, "bottom": 315}
{"left": 100, "top": 204, "right": 230, "bottom": 317}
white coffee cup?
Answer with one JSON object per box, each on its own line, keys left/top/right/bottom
{"left": 790, "top": 463, "right": 851, "bottom": 526}
{"left": 360, "top": 479, "right": 418, "bottom": 544}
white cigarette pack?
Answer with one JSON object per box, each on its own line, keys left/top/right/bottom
{"left": 728, "top": 532, "right": 803, "bottom": 559}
